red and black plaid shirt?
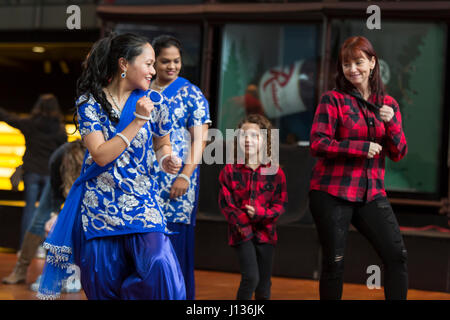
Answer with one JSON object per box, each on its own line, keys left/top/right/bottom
{"left": 218, "top": 164, "right": 288, "bottom": 246}
{"left": 310, "top": 90, "right": 407, "bottom": 202}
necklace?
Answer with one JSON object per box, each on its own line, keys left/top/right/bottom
{"left": 105, "top": 88, "right": 122, "bottom": 112}
{"left": 152, "top": 81, "right": 169, "bottom": 92}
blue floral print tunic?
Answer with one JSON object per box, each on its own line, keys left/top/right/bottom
{"left": 76, "top": 91, "right": 172, "bottom": 240}
{"left": 156, "top": 78, "right": 211, "bottom": 225}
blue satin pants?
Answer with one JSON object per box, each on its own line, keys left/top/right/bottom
{"left": 74, "top": 231, "right": 186, "bottom": 300}
{"left": 167, "top": 221, "right": 196, "bottom": 300}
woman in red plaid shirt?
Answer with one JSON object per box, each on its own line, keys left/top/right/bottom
{"left": 219, "top": 114, "right": 287, "bottom": 300}
{"left": 309, "top": 36, "right": 408, "bottom": 300}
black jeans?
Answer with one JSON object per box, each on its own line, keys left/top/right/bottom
{"left": 234, "top": 239, "right": 274, "bottom": 300}
{"left": 309, "top": 190, "right": 408, "bottom": 300}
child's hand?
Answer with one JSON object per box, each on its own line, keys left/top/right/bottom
{"left": 245, "top": 205, "right": 255, "bottom": 218}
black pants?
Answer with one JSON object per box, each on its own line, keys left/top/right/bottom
{"left": 234, "top": 239, "right": 274, "bottom": 300}
{"left": 309, "top": 190, "right": 408, "bottom": 300}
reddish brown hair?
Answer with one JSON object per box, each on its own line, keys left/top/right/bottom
{"left": 234, "top": 114, "right": 273, "bottom": 163}
{"left": 335, "top": 36, "right": 385, "bottom": 104}
{"left": 60, "top": 140, "right": 86, "bottom": 198}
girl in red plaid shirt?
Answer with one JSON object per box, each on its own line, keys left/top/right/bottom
{"left": 219, "top": 114, "right": 287, "bottom": 300}
{"left": 309, "top": 36, "right": 408, "bottom": 300}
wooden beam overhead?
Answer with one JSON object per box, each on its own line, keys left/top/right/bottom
{"left": 97, "top": 2, "right": 450, "bottom": 22}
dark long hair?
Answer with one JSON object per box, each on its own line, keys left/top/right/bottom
{"left": 335, "top": 36, "right": 385, "bottom": 105}
{"left": 31, "top": 94, "right": 63, "bottom": 121}
{"left": 31, "top": 93, "right": 65, "bottom": 134}
{"left": 151, "top": 34, "right": 183, "bottom": 61}
{"left": 75, "top": 32, "right": 150, "bottom": 123}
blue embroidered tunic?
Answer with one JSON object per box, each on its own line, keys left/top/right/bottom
{"left": 156, "top": 78, "right": 211, "bottom": 225}
{"left": 77, "top": 91, "right": 172, "bottom": 240}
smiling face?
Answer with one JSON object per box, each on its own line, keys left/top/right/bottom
{"left": 155, "top": 45, "right": 182, "bottom": 85}
{"left": 122, "top": 43, "right": 156, "bottom": 91}
{"left": 342, "top": 50, "right": 376, "bottom": 91}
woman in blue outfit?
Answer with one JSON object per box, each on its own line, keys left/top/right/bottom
{"left": 37, "top": 33, "right": 186, "bottom": 300}
{"left": 151, "top": 35, "right": 211, "bottom": 300}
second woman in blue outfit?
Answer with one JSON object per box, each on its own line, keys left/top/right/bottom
{"left": 37, "top": 33, "right": 186, "bottom": 300}
{"left": 151, "top": 35, "right": 211, "bottom": 300}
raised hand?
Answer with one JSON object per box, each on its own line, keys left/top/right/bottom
{"left": 135, "top": 96, "right": 154, "bottom": 118}
{"left": 379, "top": 105, "right": 394, "bottom": 123}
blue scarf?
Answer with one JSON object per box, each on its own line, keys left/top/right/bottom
{"left": 163, "top": 76, "right": 189, "bottom": 99}
{"left": 37, "top": 89, "right": 145, "bottom": 299}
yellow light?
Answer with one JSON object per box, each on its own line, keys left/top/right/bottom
{"left": 59, "top": 60, "right": 70, "bottom": 74}
{"left": 44, "top": 60, "right": 52, "bottom": 74}
{"left": 0, "top": 122, "right": 81, "bottom": 191}
{"left": 32, "top": 46, "right": 45, "bottom": 53}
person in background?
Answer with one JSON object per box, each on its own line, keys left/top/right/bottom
{"left": 0, "top": 94, "right": 67, "bottom": 246}
{"left": 230, "top": 84, "right": 265, "bottom": 117}
{"left": 218, "top": 114, "right": 287, "bottom": 300}
{"left": 31, "top": 140, "right": 86, "bottom": 293}
{"left": 2, "top": 140, "right": 85, "bottom": 292}
{"left": 309, "top": 36, "right": 408, "bottom": 300}
{"left": 151, "top": 35, "right": 211, "bottom": 300}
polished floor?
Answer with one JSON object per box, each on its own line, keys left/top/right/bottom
{"left": 0, "top": 253, "right": 449, "bottom": 300}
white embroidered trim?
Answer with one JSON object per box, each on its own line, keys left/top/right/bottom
{"left": 37, "top": 292, "right": 61, "bottom": 300}
{"left": 42, "top": 242, "right": 72, "bottom": 255}
{"left": 42, "top": 242, "right": 72, "bottom": 267}
{"left": 45, "top": 256, "right": 72, "bottom": 268}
